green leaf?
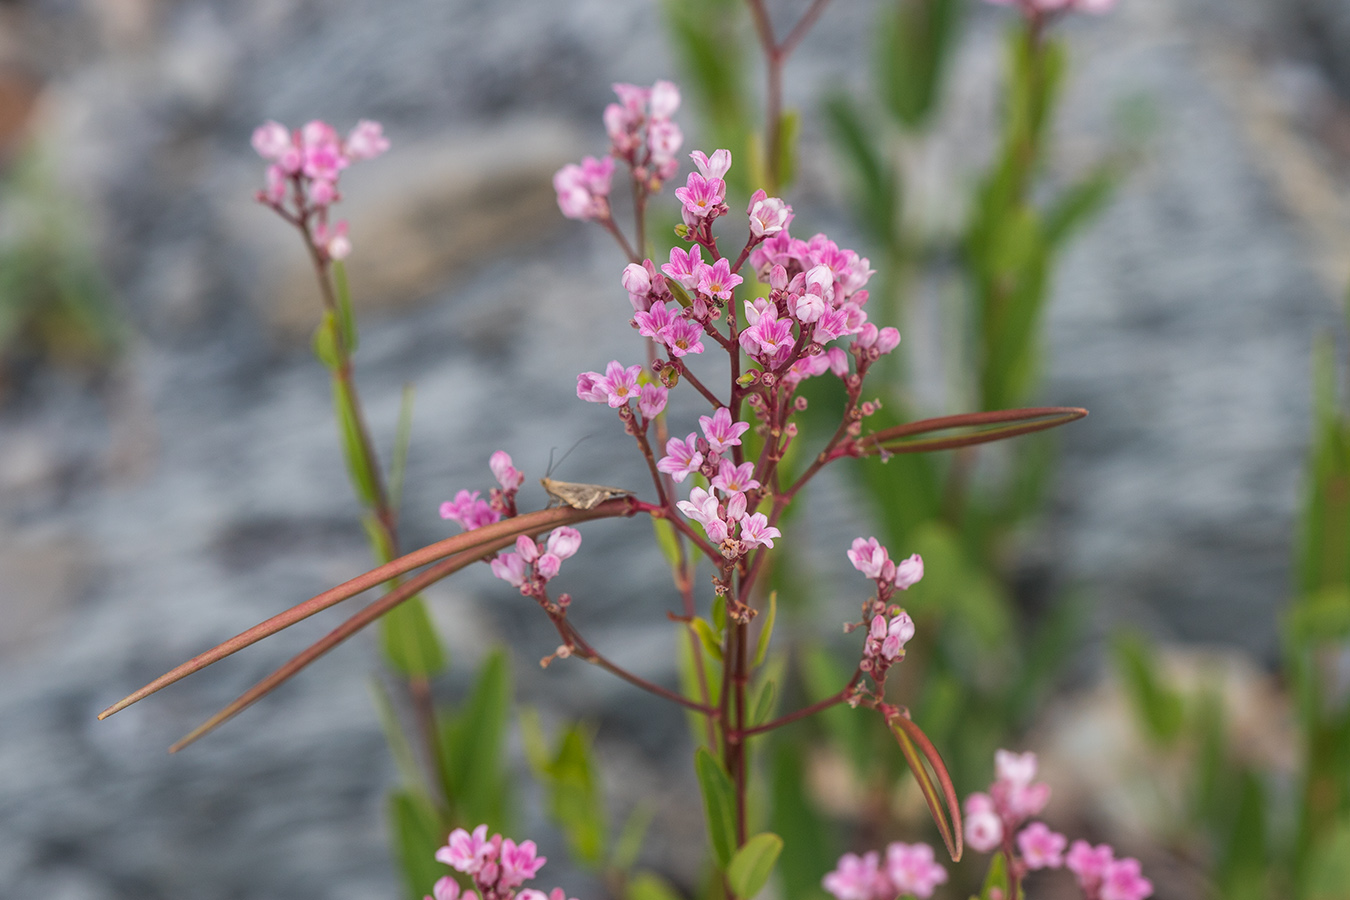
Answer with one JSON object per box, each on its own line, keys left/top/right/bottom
{"left": 544, "top": 723, "right": 608, "bottom": 867}
{"left": 611, "top": 803, "right": 656, "bottom": 873}
{"left": 824, "top": 94, "right": 896, "bottom": 246}
{"left": 652, "top": 517, "right": 682, "bottom": 572}
{"left": 1304, "top": 817, "right": 1350, "bottom": 900}
{"left": 312, "top": 309, "right": 342, "bottom": 370}
{"left": 1216, "top": 770, "right": 1267, "bottom": 900}
{"left": 379, "top": 595, "right": 447, "bottom": 678}
{"left": 370, "top": 678, "right": 427, "bottom": 794}
{"left": 1111, "top": 630, "right": 1184, "bottom": 746}
{"left": 695, "top": 747, "right": 738, "bottom": 868}
{"left": 332, "top": 259, "right": 358, "bottom": 353}
{"left": 752, "top": 591, "right": 777, "bottom": 668}
{"left": 628, "top": 871, "right": 684, "bottom": 900}
{"left": 978, "top": 849, "right": 1010, "bottom": 900}
{"left": 442, "top": 650, "right": 512, "bottom": 829}
{"left": 712, "top": 596, "right": 727, "bottom": 634}
{"left": 333, "top": 377, "right": 379, "bottom": 508}
{"left": 750, "top": 679, "right": 778, "bottom": 728}
{"left": 389, "top": 789, "right": 448, "bottom": 900}
{"left": 877, "top": 0, "right": 964, "bottom": 130}
{"left": 389, "top": 383, "right": 415, "bottom": 510}
{"left": 728, "top": 832, "right": 783, "bottom": 899}
{"left": 692, "top": 617, "right": 724, "bottom": 662}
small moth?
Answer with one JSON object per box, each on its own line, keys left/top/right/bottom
{"left": 540, "top": 477, "right": 632, "bottom": 511}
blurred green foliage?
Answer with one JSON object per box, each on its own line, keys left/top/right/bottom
{"left": 0, "top": 148, "right": 121, "bottom": 384}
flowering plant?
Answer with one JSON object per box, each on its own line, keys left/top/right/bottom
{"left": 92, "top": 2, "right": 1159, "bottom": 899}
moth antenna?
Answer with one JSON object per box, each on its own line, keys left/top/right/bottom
{"left": 548, "top": 435, "right": 594, "bottom": 478}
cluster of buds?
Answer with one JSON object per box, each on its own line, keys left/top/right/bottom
{"left": 822, "top": 842, "right": 949, "bottom": 900}
{"left": 251, "top": 119, "right": 389, "bottom": 260}
{"left": 964, "top": 751, "right": 1152, "bottom": 900}
{"left": 554, "top": 80, "right": 682, "bottom": 221}
{"left": 429, "top": 825, "right": 576, "bottom": 900}
{"left": 440, "top": 452, "right": 526, "bottom": 529}
{"left": 489, "top": 528, "right": 583, "bottom": 598}
{"left": 846, "top": 538, "right": 922, "bottom": 680}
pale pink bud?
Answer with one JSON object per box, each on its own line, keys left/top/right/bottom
{"left": 748, "top": 189, "right": 793, "bottom": 237}
{"left": 848, "top": 537, "right": 891, "bottom": 580}
{"left": 650, "top": 80, "right": 681, "bottom": 119}
{"left": 263, "top": 164, "right": 288, "bottom": 204}
{"left": 545, "top": 527, "right": 582, "bottom": 560}
{"left": 308, "top": 177, "right": 337, "bottom": 207}
{"left": 428, "top": 876, "right": 461, "bottom": 900}
{"left": 690, "top": 148, "right": 732, "bottom": 180}
{"left": 622, "top": 262, "right": 652, "bottom": 299}
{"left": 489, "top": 451, "right": 525, "bottom": 491}
{"left": 490, "top": 552, "right": 528, "bottom": 588}
{"left": 875, "top": 327, "right": 901, "bottom": 354}
{"left": 515, "top": 535, "right": 540, "bottom": 563}
{"left": 725, "top": 491, "right": 747, "bottom": 522}
{"left": 251, "top": 121, "right": 292, "bottom": 160}
{"left": 827, "top": 347, "right": 850, "bottom": 377}
{"left": 893, "top": 553, "right": 923, "bottom": 589}
{"left": 995, "top": 749, "right": 1038, "bottom": 787}
{"left": 964, "top": 807, "right": 1004, "bottom": 854}
{"left": 790, "top": 290, "right": 826, "bottom": 324}
{"left": 345, "top": 119, "right": 390, "bottom": 160}
{"left": 325, "top": 221, "right": 351, "bottom": 260}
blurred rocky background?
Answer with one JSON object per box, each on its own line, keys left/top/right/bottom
{"left": 1, "top": 0, "right": 1348, "bottom": 898}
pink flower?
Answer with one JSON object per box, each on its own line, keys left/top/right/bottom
{"left": 695, "top": 257, "right": 743, "bottom": 301}
{"left": 252, "top": 121, "right": 293, "bottom": 160}
{"left": 650, "top": 80, "right": 681, "bottom": 119}
{"left": 638, "top": 383, "right": 668, "bottom": 419}
{"left": 893, "top": 554, "right": 924, "bottom": 589}
{"left": 822, "top": 851, "right": 886, "bottom": 900}
{"left": 537, "top": 527, "right": 582, "bottom": 581}
{"left": 1017, "top": 822, "right": 1067, "bottom": 870}
{"left": 437, "top": 825, "right": 493, "bottom": 874}
{"left": 301, "top": 123, "right": 348, "bottom": 181}
{"left": 263, "top": 164, "right": 288, "bottom": 204}
{"left": 622, "top": 262, "right": 652, "bottom": 309}
{"left": 657, "top": 433, "right": 703, "bottom": 482}
{"left": 576, "top": 370, "right": 610, "bottom": 403}
{"left": 441, "top": 490, "right": 503, "bottom": 530}
{"left": 659, "top": 318, "right": 705, "bottom": 357}
{"left": 1101, "top": 857, "right": 1153, "bottom": 900}
{"left": 677, "top": 487, "right": 729, "bottom": 543}
{"left": 699, "top": 407, "right": 750, "bottom": 453}
{"left": 995, "top": 749, "right": 1038, "bottom": 787}
{"left": 748, "top": 189, "right": 793, "bottom": 237}
{"left": 885, "top": 842, "right": 948, "bottom": 899}
{"left": 498, "top": 838, "right": 547, "bottom": 888}
{"left": 847, "top": 537, "right": 891, "bottom": 580}
{"left": 739, "top": 309, "right": 796, "bottom": 362}
{"left": 964, "top": 793, "right": 1004, "bottom": 853}
{"left": 323, "top": 220, "right": 351, "bottom": 259}
{"left": 712, "top": 459, "right": 760, "bottom": 493}
{"left": 489, "top": 451, "right": 525, "bottom": 491}
{"left": 554, "top": 156, "right": 615, "bottom": 221}
{"left": 674, "top": 172, "right": 727, "bottom": 220}
{"left": 1066, "top": 841, "right": 1115, "bottom": 893}
{"left": 635, "top": 301, "right": 677, "bottom": 340}
{"left": 490, "top": 551, "right": 528, "bottom": 588}
{"left": 599, "top": 360, "right": 643, "bottom": 407}
{"left": 739, "top": 513, "right": 780, "bottom": 549}
{"left": 690, "top": 148, "right": 732, "bottom": 179}
{"left": 661, "top": 245, "right": 704, "bottom": 290}
{"left": 345, "top": 120, "right": 389, "bottom": 160}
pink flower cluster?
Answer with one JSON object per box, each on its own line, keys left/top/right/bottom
{"left": 441, "top": 452, "right": 526, "bottom": 529}
{"left": 489, "top": 528, "right": 583, "bottom": 596}
{"left": 251, "top": 119, "right": 389, "bottom": 260}
{"left": 845, "top": 538, "right": 922, "bottom": 676}
{"left": 983, "top": 0, "right": 1116, "bottom": 15}
{"left": 822, "top": 842, "right": 948, "bottom": 900}
{"left": 964, "top": 751, "right": 1152, "bottom": 900}
{"left": 555, "top": 80, "right": 682, "bottom": 221}
{"left": 432, "top": 825, "right": 576, "bottom": 900}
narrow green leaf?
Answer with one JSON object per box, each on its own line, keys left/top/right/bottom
{"left": 443, "top": 650, "right": 511, "bottom": 829}
{"left": 752, "top": 591, "right": 777, "bottom": 668}
{"left": 652, "top": 517, "right": 682, "bottom": 572}
{"left": 333, "top": 377, "right": 379, "bottom": 507}
{"left": 750, "top": 679, "right": 778, "bottom": 728}
{"left": 312, "top": 309, "right": 342, "bottom": 370}
{"left": 712, "top": 596, "right": 727, "bottom": 633}
{"left": 370, "top": 678, "right": 427, "bottom": 794}
{"left": 379, "top": 595, "right": 447, "bottom": 678}
{"left": 544, "top": 723, "right": 607, "bottom": 867}
{"left": 1111, "top": 630, "right": 1184, "bottom": 746}
{"left": 332, "top": 259, "right": 358, "bottom": 353}
{"left": 692, "top": 617, "right": 724, "bottom": 662}
{"left": 389, "top": 383, "right": 415, "bottom": 510}
{"left": 862, "top": 406, "right": 1088, "bottom": 456}
{"left": 611, "top": 803, "right": 656, "bottom": 873}
{"left": 979, "top": 849, "right": 1010, "bottom": 900}
{"left": 388, "top": 789, "right": 448, "bottom": 900}
{"left": 694, "top": 747, "right": 738, "bottom": 868}
{"left": 728, "top": 832, "right": 783, "bottom": 899}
